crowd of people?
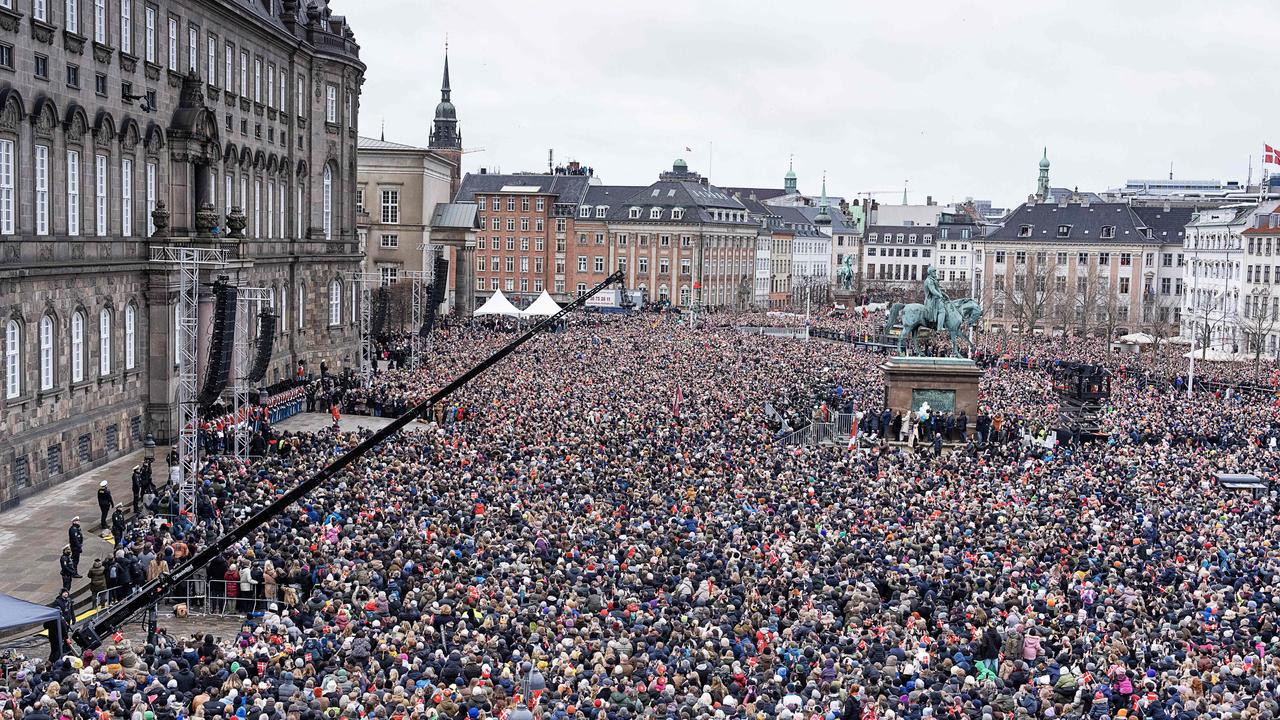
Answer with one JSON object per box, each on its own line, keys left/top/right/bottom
{"left": 10, "top": 312, "right": 1280, "bottom": 720}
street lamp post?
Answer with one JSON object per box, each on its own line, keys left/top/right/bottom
{"left": 143, "top": 433, "right": 156, "bottom": 463}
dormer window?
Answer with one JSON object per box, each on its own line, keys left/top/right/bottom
{"left": 596, "top": 206, "right": 607, "bottom": 218}
{"left": 1018, "top": 224, "right": 1033, "bottom": 237}
{"left": 1057, "top": 224, "right": 1072, "bottom": 238}
{"left": 629, "top": 207, "right": 641, "bottom": 219}
{"left": 579, "top": 206, "right": 590, "bottom": 218}
{"left": 650, "top": 207, "right": 662, "bottom": 220}
{"left": 1100, "top": 225, "right": 1116, "bottom": 239}
{"left": 672, "top": 208, "right": 684, "bottom": 220}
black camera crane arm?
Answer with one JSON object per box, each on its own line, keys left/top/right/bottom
{"left": 73, "top": 272, "right": 624, "bottom": 650}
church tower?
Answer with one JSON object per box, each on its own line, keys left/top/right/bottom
{"left": 429, "top": 48, "right": 463, "bottom": 196}
{"left": 1036, "top": 147, "right": 1050, "bottom": 201}
{"left": 784, "top": 156, "right": 797, "bottom": 194}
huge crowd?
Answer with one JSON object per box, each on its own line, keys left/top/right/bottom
{"left": 9, "top": 310, "right": 1280, "bottom": 720}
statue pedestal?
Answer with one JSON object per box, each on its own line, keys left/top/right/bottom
{"left": 880, "top": 356, "right": 982, "bottom": 417}
{"left": 833, "top": 288, "right": 860, "bottom": 310}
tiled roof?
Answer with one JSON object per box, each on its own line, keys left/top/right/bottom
{"left": 358, "top": 136, "right": 428, "bottom": 151}
{"left": 988, "top": 202, "right": 1158, "bottom": 244}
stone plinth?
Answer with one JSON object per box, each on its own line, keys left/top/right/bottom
{"left": 881, "top": 356, "right": 982, "bottom": 417}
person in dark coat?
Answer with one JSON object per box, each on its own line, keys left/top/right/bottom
{"left": 110, "top": 505, "right": 127, "bottom": 548}
{"left": 59, "top": 546, "right": 79, "bottom": 592}
{"left": 67, "top": 516, "right": 83, "bottom": 572}
{"left": 96, "top": 480, "right": 113, "bottom": 530}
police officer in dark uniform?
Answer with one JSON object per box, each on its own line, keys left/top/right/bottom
{"left": 59, "top": 546, "right": 80, "bottom": 592}
{"left": 67, "top": 516, "right": 84, "bottom": 572}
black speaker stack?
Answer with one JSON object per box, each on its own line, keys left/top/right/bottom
{"left": 372, "top": 287, "right": 390, "bottom": 340}
{"left": 419, "top": 257, "right": 450, "bottom": 337}
{"left": 197, "top": 277, "right": 238, "bottom": 408}
{"left": 246, "top": 309, "right": 275, "bottom": 384}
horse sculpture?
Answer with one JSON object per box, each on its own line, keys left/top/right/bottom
{"left": 884, "top": 298, "right": 983, "bottom": 357}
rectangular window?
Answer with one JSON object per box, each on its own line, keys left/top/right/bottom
{"left": 253, "top": 179, "right": 261, "bottom": 237}
{"left": 187, "top": 25, "right": 195, "bottom": 71}
{"left": 520, "top": 257, "right": 529, "bottom": 273}
{"left": 66, "top": 150, "right": 80, "bottom": 236}
{"left": 94, "top": 153, "right": 107, "bottom": 236}
{"left": 266, "top": 62, "right": 275, "bottom": 108}
{"left": 0, "top": 139, "right": 11, "bottom": 236}
{"left": 118, "top": 0, "right": 131, "bottom": 53}
{"left": 380, "top": 234, "right": 398, "bottom": 248}
{"left": 380, "top": 189, "right": 399, "bottom": 224}
{"left": 65, "top": 0, "right": 78, "bottom": 33}
{"left": 144, "top": 160, "right": 155, "bottom": 236}
{"left": 221, "top": 172, "right": 231, "bottom": 217}
{"left": 34, "top": 54, "right": 48, "bottom": 79}
{"left": 505, "top": 256, "right": 514, "bottom": 273}
{"left": 295, "top": 185, "right": 302, "bottom": 239}
{"left": 296, "top": 74, "right": 304, "bottom": 116}
{"left": 34, "top": 0, "right": 47, "bottom": 22}
{"left": 143, "top": 5, "right": 155, "bottom": 62}
{"left": 99, "top": 310, "right": 110, "bottom": 375}
{"left": 325, "top": 84, "right": 337, "bottom": 123}
{"left": 34, "top": 145, "right": 49, "bottom": 235}
{"left": 296, "top": 284, "right": 304, "bottom": 329}
{"left": 253, "top": 57, "right": 261, "bottom": 102}
{"left": 65, "top": 63, "right": 79, "bottom": 88}
{"left": 279, "top": 68, "right": 286, "bottom": 110}
{"left": 239, "top": 50, "right": 247, "bottom": 95}
{"left": 120, "top": 157, "right": 132, "bottom": 236}
{"left": 93, "top": 0, "right": 105, "bottom": 43}
{"left": 278, "top": 182, "right": 285, "bottom": 238}
{"left": 206, "top": 32, "right": 215, "bottom": 83}
{"left": 266, "top": 180, "right": 274, "bottom": 238}
{"left": 223, "top": 42, "right": 232, "bottom": 89}
{"left": 577, "top": 256, "right": 587, "bottom": 272}
{"left": 166, "top": 16, "right": 176, "bottom": 70}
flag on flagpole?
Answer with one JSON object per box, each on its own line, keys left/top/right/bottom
{"left": 685, "top": 146, "right": 693, "bottom": 152}
{"left": 1266, "top": 144, "right": 1280, "bottom": 165}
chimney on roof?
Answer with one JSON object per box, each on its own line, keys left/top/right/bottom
{"left": 479, "top": 168, "right": 487, "bottom": 175}
{"left": 926, "top": 195, "right": 934, "bottom": 206}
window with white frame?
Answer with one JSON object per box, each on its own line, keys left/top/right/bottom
{"left": 33, "top": 145, "right": 49, "bottom": 236}
{"left": 239, "top": 50, "right": 247, "bottom": 95}
{"left": 295, "top": 74, "right": 304, "bottom": 116}
{"left": 66, "top": 0, "right": 78, "bottom": 33}
{"left": 380, "top": 266, "right": 398, "bottom": 286}
{"left": 295, "top": 183, "right": 302, "bottom": 239}
{"left": 325, "top": 85, "right": 336, "bottom": 123}
{"left": 120, "top": 157, "right": 132, "bottom": 236}
{"left": 124, "top": 304, "right": 135, "bottom": 369}
{"left": 165, "top": 16, "right": 176, "bottom": 69}
{"left": 118, "top": 0, "right": 131, "bottom": 53}
{"left": 145, "top": 160, "right": 156, "bottom": 236}
{"left": 94, "top": 154, "right": 107, "bottom": 236}
{"left": 222, "top": 172, "right": 231, "bottom": 217}
{"left": 66, "top": 150, "right": 80, "bottom": 236}
{"left": 70, "top": 311, "right": 84, "bottom": 382}
{"left": 629, "top": 207, "right": 640, "bottom": 219}
{"left": 4, "top": 319, "right": 18, "bottom": 399}
{"left": 143, "top": 5, "right": 155, "bottom": 62}
{"left": 39, "top": 315, "right": 53, "bottom": 390}
{"left": 0, "top": 139, "right": 12, "bottom": 236}
{"left": 279, "top": 68, "right": 286, "bottom": 110}
{"left": 380, "top": 189, "right": 399, "bottom": 223}
{"left": 380, "top": 234, "right": 398, "bottom": 248}
{"left": 253, "top": 179, "right": 261, "bottom": 237}
{"left": 266, "top": 180, "right": 274, "bottom": 239}
{"left": 577, "top": 256, "right": 587, "bottom": 272}
{"left": 253, "top": 57, "right": 261, "bottom": 102}
{"left": 278, "top": 182, "right": 285, "bottom": 238}
{"left": 328, "top": 280, "right": 341, "bottom": 325}
{"left": 223, "top": 42, "right": 232, "bottom": 89}
{"left": 322, "top": 165, "right": 332, "bottom": 240}
{"left": 93, "top": 0, "right": 105, "bottom": 43}
{"left": 206, "top": 32, "right": 215, "bottom": 83}
{"left": 595, "top": 206, "right": 606, "bottom": 218}
{"left": 34, "top": 0, "right": 47, "bottom": 23}
{"left": 296, "top": 283, "right": 304, "bottom": 329}
{"left": 98, "top": 308, "right": 110, "bottom": 375}
{"left": 187, "top": 25, "right": 195, "bottom": 71}
{"left": 650, "top": 208, "right": 661, "bottom": 219}
{"left": 266, "top": 62, "right": 275, "bottom": 108}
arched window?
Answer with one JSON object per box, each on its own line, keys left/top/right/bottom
{"left": 99, "top": 308, "right": 111, "bottom": 375}
{"left": 4, "top": 319, "right": 19, "bottom": 399}
{"left": 71, "top": 311, "right": 85, "bottom": 382}
{"left": 39, "top": 315, "right": 54, "bottom": 391}
{"left": 328, "top": 279, "right": 341, "bottom": 326}
{"left": 124, "top": 304, "right": 136, "bottom": 370}
{"left": 322, "top": 164, "right": 333, "bottom": 240}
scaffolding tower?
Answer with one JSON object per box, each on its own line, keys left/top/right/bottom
{"left": 149, "top": 246, "right": 228, "bottom": 515}
{"left": 231, "top": 287, "right": 274, "bottom": 460}
{"left": 405, "top": 269, "right": 431, "bottom": 371}
{"left": 342, "top": 272, "right": 383, "bottom": 383}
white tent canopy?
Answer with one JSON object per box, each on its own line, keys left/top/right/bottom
{"left": 1183, "top": 347, "right": 1245, "bottom": 362}
{"left": 521, "top": 290, "right": 562, "bottom": 318}
{"left": 474, "top": 289, "right": 523, "bottom": 317}
{"left": 1118, "top": 332, "right": 1156, "bottom": 344}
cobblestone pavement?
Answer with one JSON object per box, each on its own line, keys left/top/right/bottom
{"left": 0, "top": 449, "right": 146, "bottom": 604}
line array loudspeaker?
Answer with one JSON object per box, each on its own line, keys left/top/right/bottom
{"left": 246, "top": 309, "right": 275, "bottom": 384}
{"left": 197, "top": 279, "right": 238, "bottom": 408}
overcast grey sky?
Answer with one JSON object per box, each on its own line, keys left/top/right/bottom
{"left": 341, "top": 0, "right": 1277, "bottom": 209}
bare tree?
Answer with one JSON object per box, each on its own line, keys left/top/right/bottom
{"left": 996, "top": 256, "right": 1062, "bottom": 333}
{"left": 1071, "top": 262, "right": 1106, "bottom": 337}
{"left": 1237, "top": 293, "right": 1280, "bottom": 372}
{"left": 1142, "top": 294, "right": 1182, "bottom": 366}
{"left": 1098, "top": 284, "right": 1129, "bottom": 341}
